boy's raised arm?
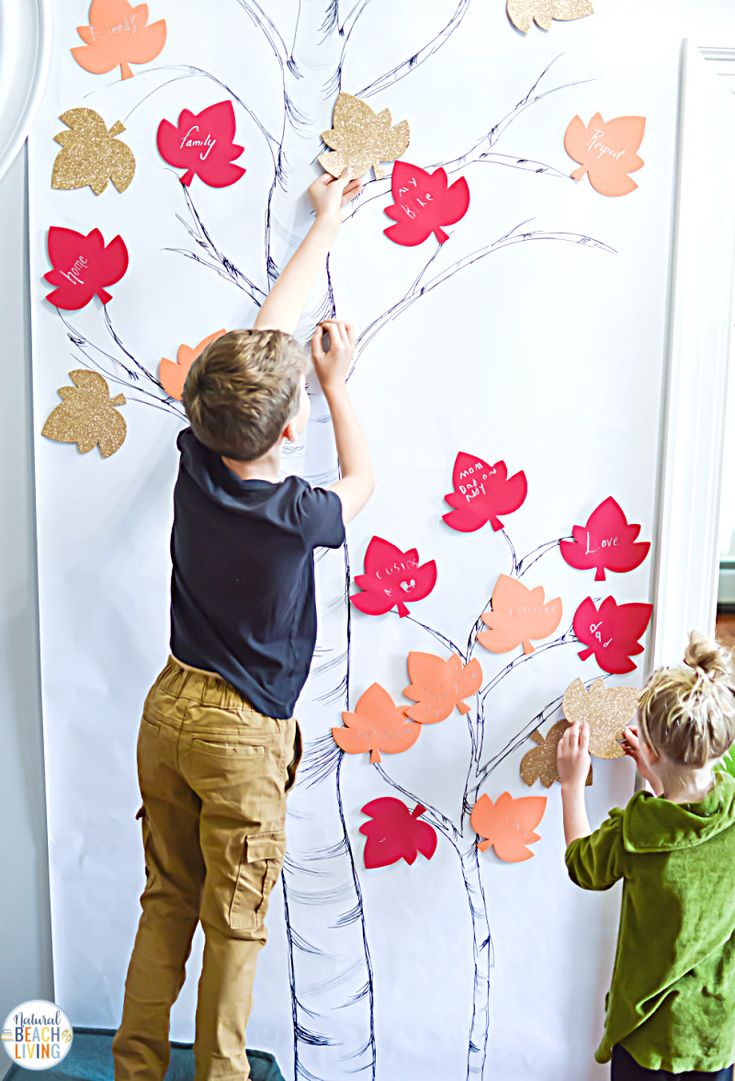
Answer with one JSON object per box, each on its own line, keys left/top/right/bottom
{"left": 254, "top": 172, "right": 361, "bottom": 335}
{"left": 311, "top": 320, "right": 374, "bottom": 524}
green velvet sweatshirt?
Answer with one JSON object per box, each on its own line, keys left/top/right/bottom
{"left": 566, "top": 772, "right": 735, "bottom": 1073}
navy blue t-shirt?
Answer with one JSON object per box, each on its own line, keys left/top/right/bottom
{"left": 170, "top": 428, "right": 346, "bottom": 719}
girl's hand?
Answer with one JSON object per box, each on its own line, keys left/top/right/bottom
{"left": 309, "top": 171, "right": 363, "bottom": 226}
{"left": 557, "top": 721, "right": 591, "bottom": 788}
{"left": 621, "top": 725, "right": 664, "bottom": 795}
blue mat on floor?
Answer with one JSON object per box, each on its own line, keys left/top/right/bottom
{"left": 3, "top": 1028, "right": 285, "bottom": 1081}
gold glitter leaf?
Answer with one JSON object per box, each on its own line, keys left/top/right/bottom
{"left": 562, "top": 678, "right": 640, "bottom": 759}
{"left": 52, "top": 108, "right": 136, "bottom": 196}
{"left": 42, "top": 370, "right": 126, "bottom": 458}
{"left": 507, "top": 0, "right": 594, "bottom": 34}
{"left": 319, "top": 92, "right": 410, "bottom": 181}
{"left": 520, "top": 720, "right": 593, "bottom": 787}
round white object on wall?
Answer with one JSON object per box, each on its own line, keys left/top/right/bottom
{"left": 0, "top": 0, "right": 51, "bottom": 183}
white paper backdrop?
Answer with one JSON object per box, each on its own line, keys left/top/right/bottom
{"left": 29, "top": 3, "right": 682, "bottom": 1078}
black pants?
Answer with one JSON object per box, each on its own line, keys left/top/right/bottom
{"left": 612, "top": 1045, "right": 734, "bottom": 1080}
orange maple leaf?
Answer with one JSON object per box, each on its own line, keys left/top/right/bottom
{"left": 403, "top": 652, "right": 482, "bottom": 724}
{"left": 159, "top": 329, "right": 227, "bottom": 401}
{"left": 478, "top": 575, "right": 562, "bottom": 655}
{"left": 72, "top": 0, "right": 167, "bottom": 81}
{"left": 470, "top": 792, "right": 547, "bottom": 862}
{"left": 564, "top": 113, "right": 646, "bottom": 197}
{"left": 332, "top": 683, "right": 421, "bottom": 764}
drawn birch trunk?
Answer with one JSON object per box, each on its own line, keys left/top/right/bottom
{"left": 459, "top": 838, "right": 493, "bottom": 1080}
{"left": 264, "top": 7, "right": 376, "bottom": 1079}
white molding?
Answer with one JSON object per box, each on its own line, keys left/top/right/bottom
{"left": 0, "top": 0, "right": 52, "bottom": 185}
{"left": 651, "top": 41, "right": 735, "bottom": 662}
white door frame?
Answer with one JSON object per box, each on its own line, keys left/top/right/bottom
{"left": 651, "top": 40, "right": 735, "bottom": 665}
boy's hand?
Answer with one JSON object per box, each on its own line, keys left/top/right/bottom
{"left": 557, "top": 721, "right": 591, "bottom": 788}
{"left": 309, "top": 171, "right": 362, "bottom": 227}
{"left": 621, "top": 725, "right": 664, "bottom": 795}
{"left": 310, "top": 319, "right": 355, "bottom": 393}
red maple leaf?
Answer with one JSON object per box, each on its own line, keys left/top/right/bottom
{"left": 384, "top": 160, "right": 470, "bottom": 246}
{"left": 332, "top": 683, "right": 420, "bottom": 764}
{"left": 560, "top": 497, "right": 650, "bottom": 581}
{"left": 403, "top": 652, "right": 483, "bottom": 723}
{"left": 471, "top": 791, "right": 547, "bottom": 862}
{"left": 573, "top": 596, "right": 653, "bottom": 675}
{"left": 443, "top": 452, "right": 527, "bottom": 533}
{"left": 359, "top": 798, "right": 438, "bottom": 869}
{"left": 44, "top": 226, "right": 129, "bottom": 310}
{"left": 157, "top": 101, "right": 246, "bottom": 188}
{"left": 351, "top": 536, "right": 437, "bottom": 618}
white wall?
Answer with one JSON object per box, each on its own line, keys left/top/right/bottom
{"left": 0, "top": 147, "right": 53, "bottom": 1081}
{"left": 0, "top": 5, "right": 733, "bottom": 1079}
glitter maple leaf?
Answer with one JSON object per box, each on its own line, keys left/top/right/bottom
{"left": 42, "top": 370, "right": 127, "bottom": 458}
{"left": 520, "top": 721, "right": 593, "bottom": 788}
{"left": 319, "top": 92, "right": 410, "bottom": 180}
{"left": 507, "top": 0, "right": 594, "bottom": 34}
{"left": 52, "top": 108, "right": 135, "bottom": 196}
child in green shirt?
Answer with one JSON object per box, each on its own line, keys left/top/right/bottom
{"left": 558, "top": 631, "right": 735, "bottom": 1080}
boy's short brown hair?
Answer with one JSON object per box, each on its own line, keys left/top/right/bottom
{"left": 182, "top": 328, "right": 307, "bottom": 461}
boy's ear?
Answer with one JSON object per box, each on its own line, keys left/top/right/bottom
{"left": 282, "top": 420, "right": 298, "bottom": 444}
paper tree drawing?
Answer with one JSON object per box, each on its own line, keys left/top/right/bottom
{"left": 51, "top": 7, "right": 647, "bottom": 1078}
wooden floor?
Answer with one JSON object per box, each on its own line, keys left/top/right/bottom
{"left": 716, "top": 611, "right": 735, "bottom": 649}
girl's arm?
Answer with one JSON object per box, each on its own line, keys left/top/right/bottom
{"left": 558, "top": 721, "right": 592, "bottom": 845}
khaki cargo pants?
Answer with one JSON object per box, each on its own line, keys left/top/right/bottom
{"left": 112, "top": 656, "right": 301, "bottom": 1081}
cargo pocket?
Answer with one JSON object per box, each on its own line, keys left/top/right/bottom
{"left": 229, "top": 832, "right": 286, "bottom": 932}
{"left": 135, "top": 804, "right": 156, "bottom": 888}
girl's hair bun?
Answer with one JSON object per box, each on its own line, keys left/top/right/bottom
{"left": 683, "top": 630, "right": 734, "bottom": 686}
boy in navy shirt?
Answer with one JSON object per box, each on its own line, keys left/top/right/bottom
{"left": 113, "top": 170, "right": 372, "bottom": 1081}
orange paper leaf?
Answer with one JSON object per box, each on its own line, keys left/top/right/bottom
{"left": 403, "top": 652, "right": 482, "bottom": 724}
{"left": 471, "top": 791, "right": 547, "bottom": 862}
{"left": 159, "top": 329, "right": 227, "bottom": 401}
{"left": 332, "top": 683, "right": 421, "bottom": 764}
{"left": 72, "top": 0, "right": 167, "bottom": 81}
{"left": 564, "top": 113, "right": 646, "bottom": 197}
{"left": 478, "top": 575, "right": 562, "bottom": 655}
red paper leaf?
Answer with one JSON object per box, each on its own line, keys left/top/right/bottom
{"left": 384, "top": 160, "right": 470, "bottom": 246}
{"left": 573, "top": 596, "right": 653, "bottom": 675}
{"left": 44, "top": 226, "right": 129, "bottom": 310}
{"left": 157, "top": 100, "right": 246, "bottom": 188}
{"left": 471, "top": 791, "right": 547, "bottom": 862}
{"left": 560, "top": 497, "right": 650, "bottom": 581}
{"left": 351, "top": 536, "right": 437, "bottom": 618}
{"left": 332, "top": 683, "right": 421, "bottom": 764}
{"left": 403, "top": 652, "right": 483, "bottom": 723}
{"left": 443, "top": 452, "right": 527, "bottom": 533}
{"left": 359, "top": 797, "right": 438, "bottom": 869}
{"left": 72, "top": 0, "right": 167, "bottom": 81}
